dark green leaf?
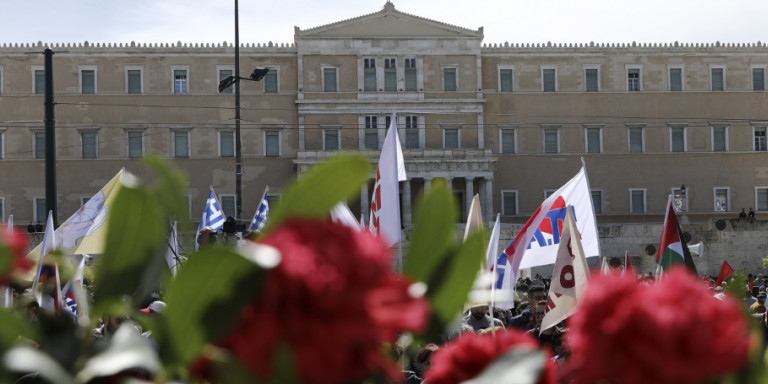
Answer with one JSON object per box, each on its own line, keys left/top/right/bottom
{"left": 93, "top": 182, "right": 166, "bottom": 315}
{"left": 0, "top": 309, "right": 36, "bottom": 350}
{"left": 265, "top": 155, "right": 370, "bottom": 232}
{"left": 162, "top": 246, "right": 264, "bottom": 366}
{"left": 430, "top": 231, "right": 486, "bottom": 324}
{"left": 404, "top": 179, "right": 456, "bottom": 283}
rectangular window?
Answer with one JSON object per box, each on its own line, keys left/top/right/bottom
{"left": 81, "top": 131, "right": 97, "bottom": 159}
{"left": 323, "top": 67, "right": 337, "bottom": 92}
{"left": 384, "top": 58, "right": 396, "bottom": 91}
{"left": 265, "top": 131, "right": 280, "bottom": 157}
{"left": 630, "top": 189, "right": 646, "bottom": 214}
{"left": 219, "top": 69, "right": 234, "bottom": 93}
{"left": 81, "top": 69, "right": 96, "bottom": 94}
{"left": 757, "top": 188, "right": 768, "bottom": 211}
{"left": 324, "top": 130, "right": 340, "bottom": 150}
{"left": 671, "top": 127, "right": 686, "bottom": 152}
{"left": 0, "top": 131, "right": 4, "bottom": 159}
{"left": 364, "top": 116, "right": 379, "bottom": 150}
{"left": 443, "top": 67, "right": 457, "bottom": 92}
{"left": 669, "top": 68, "right": 683, "bottom": 91}
{"left": 264, "top": 69, "right": 278, "bottom": 94}
{"left": 502, "top": 191, "right": 517, "bottom": 216}
{"left": 174, "top": 69, "right": 188, "bottom": 94}
{"left": 713, "top": 126, "right": 728, "bottom": 152}
{"left": 127, "top": 69, "right": 142, "bottom": 94}
{"left": 220, "top": 195, "right": 235, "bottom": 219}
{"left": 591, "top": 190, "right": 603, "bottom": 214}
{"left": 585, "top": 68, "right": 599, "bottom": 92}
{"left": 34, "top": 70, "right": 45, "bottom": 94}
{"left": 672, "top": 187, "right": 688, "bottom": 212}
{"left": 444, "top": 128, "right": 459, "bottom": 149}
{"left": 34, "top": 198, "right": 46, "bottom": 223}
{"left": 542, "top": 68, "right": 556, "bottom": 92}
{"left": 754, "top": 67, "right": 765, "bottom": 91}
{"left": 219, "top": 131, "right": 234, "bottom": 157}
{"left": 711, "top": 67, "right": 724, "bottom": 91}
{"left": 34, "top": 132, "right": 45, "bottom": 159}
{"left": 586, "top": 127, "right": 601, "bottom": 153}
{"left": 714, "top": 188, "right": 729, "bottom": 212}
{"left": 174, "top": 131, "right": 189, "bottom": 158}
{"left": 499, "top": 69, "right": 514, "bottom": 92}
{"left": 500, "top": 129, "right": 516, "bottom": 154}
{"left": 755, "top": 126, "right": 767, "bottom": 151}
{"left": 405, "top": 115, "right": 419, "bottom": 149}
{"left": 627, "top": 68, "right": 640, "bottom": 92}
{"left": 404, "top": 58, "right": 417, "bottom": 91}
{"left": 629, "top": 127, "right": 644, "bottom": 153}
{"left": 543, "top": 129, "right": 558, "bottom": 153}
{"left": 364, "top": 58, "right": 376, "bottom": 92}
{"left": 128, "top": 131, "right": 143, "bottom": 158}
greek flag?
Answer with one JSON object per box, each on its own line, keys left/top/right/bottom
{"left": 249, "top": 190, "right": 269, "bottom": 232}
{"left": 198, "top": 189, "right": 225, "bottom": 233}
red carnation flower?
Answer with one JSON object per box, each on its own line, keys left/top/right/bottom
{"left": 566, "top": 266, "right": 750, "bottom": 384}
{"left": 213, "top": 220, "right": 430, "bottom": 384}
{"left": 425, "top": 330, "right": 557, "bottom": 384}
{"left": 0, "top": 226, "right": 31, "bottom": 286}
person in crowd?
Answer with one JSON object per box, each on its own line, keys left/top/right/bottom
{"left": 140, "top": 300, "right": 166, "bottom": 353}
{"left": 461, "top": 305, "right": 504, "bottom": 333}
{"left": 527, "top": 300, "right": 562, "bottom": 350}
{"left": 740, "top": 208, "right": 748, "bottom": 219}
{"left": 509, "top": 286, "right": 547, "bottom": 330}
{"left": 749, "top": 208, "right": 756, "bottom": 218}
{"left": 751, "top": 293, "right": 767, "bottom": 314}
{"left": 404, "top": 343, "right": 440, "bottom": 384}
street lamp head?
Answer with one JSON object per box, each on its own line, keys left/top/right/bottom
{"left": 250, "top": 67, "right": 269, "bottom": 81}
{"left": 218, "top": 75, "right": 237, "bottom": 92}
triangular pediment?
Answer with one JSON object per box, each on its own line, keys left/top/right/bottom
{"left": 295, "top": 2, "right": 483, "bottom": 39}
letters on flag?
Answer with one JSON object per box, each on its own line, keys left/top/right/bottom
{"left": 493, "top": 164, "right": 599, "bottom": 309}
{"left": 249, "top": 188, "right": 270, "bottom": 233}
{"left": 540, "top": 206, "right": 589, "bottom": 333}
{"left": 369, "top": 112, "right": 406, "bottom": 247}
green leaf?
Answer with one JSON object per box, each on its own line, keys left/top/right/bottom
{"left": 92, "top": 181, "right": 167, "bottom": 315}
{"left": 265, "top": 155, "right": 370, "bottom": 232}
{"left": 162, "top": 246, "right": 264, "bottom": 366}
{"left": 429, "top": 231, "right": 486, "bottom": 324}
{"left": 0, "top": 309, "right": 36, "bottom": 350}
{"left": 403, "top": 179, "right": 456, "bottom": 283}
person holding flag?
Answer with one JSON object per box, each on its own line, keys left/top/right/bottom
{"left": 249, "top": 187, "right": 269, "bottom": 234}
{"left": 195, "top": 187, "right": 225, "bottom": 249}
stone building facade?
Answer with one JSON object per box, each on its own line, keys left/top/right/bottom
{"left": 1, "top": 2, "right": 768, "bottom": 274}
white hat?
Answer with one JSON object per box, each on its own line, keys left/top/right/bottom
{"left": 140, "top": 300, "right": 166, "bottom": 314}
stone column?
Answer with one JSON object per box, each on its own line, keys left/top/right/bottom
{"left": 360, "top": 182, "right": 369, "bottom": 224}
{"left": 402, "top": 178, "right": 412, "bottom": 225}
{"left": 484, "top": 178, "right": 494, "bottom": 223}
{"left": 424, "top": 177, "right": 432, "bottom": 194}
{"left": 444, "top": 176, "right": 453, "bottom": 193}
{"left": 298, "top": 114, "right": 306, "bottom": 151}
{"left": 465, "top": 177, "right": 475, "bottom": 222}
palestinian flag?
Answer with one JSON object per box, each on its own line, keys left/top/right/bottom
{"left": 657, "top": 196, "right": 697, "bottom": 273}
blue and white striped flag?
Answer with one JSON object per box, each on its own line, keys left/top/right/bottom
{"left": 197, "top": 189, "right": 225, "bottom": 234}
{"left": 249, "top": 190, "right": 269, "bottom": 233}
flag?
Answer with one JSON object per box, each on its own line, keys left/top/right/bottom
{"left": 369, "top": 112, "right": 406, "bottom": 247}
{"left": 600, "top": 257, "right": 610, "bottom": 275}
{"left": 32, "top": 211, "right": 63, "bottom": 314}
{"left": 493, "top": 162, "right": 599, "bottom": 309}
{"left": 6, "top": 215, "right": 12, "bottom": 228}
{"left": 32, "top": 211, "right": 57, "bottom": 296}
{"left": 195, "top": 188, "right": 225, "bottom": 248}
{"left": 165, "top": 222, "right": 182, "bottom": 276}
{"left": 463, "top": 194, "right": 483, "bottom": 241}
{"left": 622, "top": 251, "right": 633, "bottom": 277}
{"left": 657, "top": 195, "right": 697, "bottom": 274}
{"left": 331, "top": 202, "right": 363, "bottom": 232}
{"left": 540, "top": 206, "right": 589, "bottom": 333}
{"left": 249, "top": 187, "right": 269, "bottom": 233}
{"left": 715, "top": 260, "right": 735, "bottom": 287}
{"left": 61, "top": 254, "right": 86, "bottom": 317}
{"left": 2, "top": 219, "right": 13, "bottom": 308}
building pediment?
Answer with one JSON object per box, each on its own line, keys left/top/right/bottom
{"left": 295, "top": 2, "right": 483, "bottom": 40}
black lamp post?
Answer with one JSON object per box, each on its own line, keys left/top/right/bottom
{"left": 219, "top": 0, "right": 269, "bottom": 223}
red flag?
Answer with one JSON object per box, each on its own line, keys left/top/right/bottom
{"left": 623, "top": 250, "right": 633, "bottom": 277}
{"left": 714, "top": 261, "right": 734, "bottom": 287}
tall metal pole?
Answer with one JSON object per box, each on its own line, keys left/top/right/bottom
{"left": 44, "top": 48, "right": 58, "bottom": 227}
{"left": 234, "top": 0, "right": 243, "bottom": 222}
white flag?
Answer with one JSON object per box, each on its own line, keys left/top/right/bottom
{"left": 463, "top": 194, "right": 483, "bottom": 241}
{"left": 540, "top": 205, "right": 589, "bottom": 333}
{"left": 331, "top": 202, "right": 363, "bottom": 232}
{"left": 493, "top": 162, "right": 599, "bottom": 309}
{"left": 165, "top": 221, "right": 181, "bottom": 276}
{"left": 369, "top": 112, "right": 406, "bottom": 247}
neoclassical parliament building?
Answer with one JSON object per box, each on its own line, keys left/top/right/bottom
{"left": 1, "top": 3, "right": 768, "bottom": 268}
